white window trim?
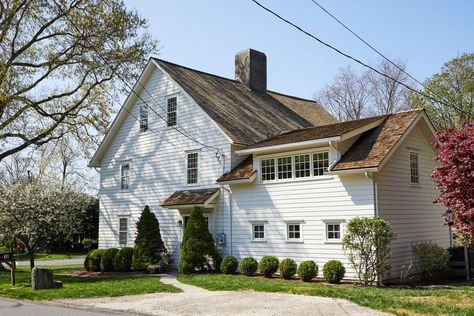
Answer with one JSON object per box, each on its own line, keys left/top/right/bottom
{"left": 118, "top": 216, "right": 129, "bottom": 247}
{"left": 185, "top": 151, "right": 200, "bottom": 185}
{"left": 120, "top": 161, "right": 131, "bottom": 191}
{"left": 286, "top": 221, "right": 304, "bottom": 243}
{"left": 258, "top": 147, "right": 332, "bottom": 184}
{"left": 166, "top": 95, "right": 178, "bottom": 128}
{"left": 409, "top": 151, "right": 420, "bottom": 185}
{"left": 323, "top": 220, "right": 344, "bottom": 244}
{"left": 250, "top": 221, "right": 267, "bottom": 242}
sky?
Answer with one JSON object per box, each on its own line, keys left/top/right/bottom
{"left": 124, "top": 0, "right": 473, "bottom": 100}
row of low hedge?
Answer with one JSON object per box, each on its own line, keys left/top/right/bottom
{"left": 84, "top": 247, "right": 134, "bottom": 272}
{"left": 220, "top": 255, "right": 346, "bottom": 283}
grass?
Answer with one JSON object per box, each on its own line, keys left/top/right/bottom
{"left": 0, "top": 265, "right": 181, "bottom": 300}
{"left": 14, "top": 251, "right": 87, "bottom": 261}
{"left": 178, "top": 274, "right": 474, "bottom": 316}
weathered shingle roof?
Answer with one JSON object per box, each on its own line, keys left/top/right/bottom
{"left": 155, "top": 59, "right": 337, "bottom": 145}
{"left": 243, "top": 116, "right": 386, "bottom": 149}
{"left": 216, "top": 156, "right": 255, "bottom": 182}
{"left": 332, "top": 109, "right": 422, "bottom": 171}
{"left": 162, "top": 188, "right": 220, "bottom": 207}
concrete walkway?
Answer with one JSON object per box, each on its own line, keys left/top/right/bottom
{"left": 16, "top": 257, "right": 85, "bottom": 267}
{"left": 57, "top": 274, "right": 389, "bottom": 316}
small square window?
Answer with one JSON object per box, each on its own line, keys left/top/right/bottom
{"left": 287, "top": 223, "right": 301, "bottom": 240}
{"left": 167, "top": 97, "right": 177, "bottom": 127}
{"left": 410, "top": 152, "right": 419, "bottom": 184}
{"left": 326, "top": 223, "right": 341, "bottom": 240}
{"left": 252, "top": 224, "right": 266, "bottom": 240}
{"left": 261, "top": 158, "right": 275, "bottom": 181}
{"left": 121, "top": 163, "right": 129, "bottom": 190}
{"left": 294, "top": 154, "right": 310, "bottom": 178}
{"left": 119, "top": 217, "right": 128, "bottom": 245}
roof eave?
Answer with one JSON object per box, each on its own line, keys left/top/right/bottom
{"left": 327, "top": 167, "right": 379, "bottom": 174}
{"left": 216, "top": 171, "right": 257, "bottom": 184}
{"left": 236, "top": 136, "right": 342, "bottom": 155}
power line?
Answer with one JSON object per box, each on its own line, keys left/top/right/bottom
{"left": 51, "top": 1, "right": 224, "bottom": 156}
{"left": 251, "top": 0, "right": 463, "bottom": 113}
{"left": 308, "top": 0, "right": 458, "bottom": 112}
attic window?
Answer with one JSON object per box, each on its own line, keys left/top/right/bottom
{"left": 139, "top": 104, "right": 148, "bottom": 132}
{"left": 167, "top": 97, "right": 177, "bottom": 127}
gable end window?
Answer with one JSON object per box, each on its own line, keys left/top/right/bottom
{"left": 139, "top": 104, "right": 148, "bottom": 132}
{"left": 409, "top": 152, "right": 419, "bottom": 184}
{"left": 167, "top": 97, "right": 177, "bottom": 127}
{"left": 120, "top": 163, "right": 130, "bottom": 190}
{"left": 118, "top": 217, "right": 129, "bottom": 245}
{"left": 187, "top": 152, "right": 198, "bottom": 184}
{"left": 261, "top": 158, "right": 275, "bottom": 181}
{"left": 287, "top": 223, "right": 302, "bottom": 241}
{"left": 252, "top": 224, "right": 266, "bottom": 241}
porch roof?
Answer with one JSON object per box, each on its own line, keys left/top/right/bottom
{"left": 161, "top": 188, "right": 220, "bottom": 209}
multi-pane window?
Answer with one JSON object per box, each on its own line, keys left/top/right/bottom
{"left": 139, "top": 104, "right": 148, "bottom": 132}
{"left": 277, "top": 157, "right": 292, "bottom": 179}
{"left": 252, "top": 224, "right": 265, "bottom": 240}
{"left": 313, "top": 151, "right": 329, "bottom": 176}
{"left": 119, "top": 217, "right": 128, "bottom": 245}
{"left": 287, "top": 223, "right": 301, "bottom": 240}
{"left": 410, "top": 152, "right": 419, "bottom": 184}
{"left": 294, "top": 154, "right": 310, "bottom": 178}
{"left": 167, "top": 97, "right": 177, "bottom": 127}
{"left": 187, "top": 153, "right": 198, "bottom": 184}
{"left": 326, "top": 223, "right": 341, "bottom": 240}
{"left": 261, "top": 158, "right": 275, "bottom": 181}
{"left": 120, "top": 163, "right": 129, "bottom": 190}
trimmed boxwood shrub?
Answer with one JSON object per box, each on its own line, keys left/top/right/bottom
{"left": 279, "top": 258, "right": 297, "bottom": 279}
{"left": 114, "top": 247, "right": 134, "bottom": 272}
{"left": 323, "top": 260, "right": 345, "bottom": 283}
{"left": 220, "top": 256, "right": 238, "bottom": 274}
{"left": 85, "top": 249, "right": 105, "bottom": 272}
{"left": 259, "top": 256, "right": 279, "bottom": 278}
{"left": 100, "top": 248, "right": 119, "bottom": 272}
{"left": 239, "top": 257, "right": 258, "bottom": 276}
{"left": 298, "top": 260, "right": 318, "bottom": 282}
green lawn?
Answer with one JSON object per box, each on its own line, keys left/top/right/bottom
{"left": 178, "top": 274, "right": 474, "bottom": 316}
{"left": 14, "top": 251, "right": 87, "bottom": 261}
{"left": 0, "top": 265, "right": 181, "bottom": 300}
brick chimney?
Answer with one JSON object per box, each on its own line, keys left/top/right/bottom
{"left": 235, "top": 49, "right": 267, "bottom": 93}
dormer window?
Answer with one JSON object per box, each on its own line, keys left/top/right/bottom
{"left": 167, "top": 97, "right": 177, "bottom": 127}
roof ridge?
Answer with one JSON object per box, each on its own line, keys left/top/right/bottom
{"left": 267, "top": 90, "right": 319, "bottom": 104}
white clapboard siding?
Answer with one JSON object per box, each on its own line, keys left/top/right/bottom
{"left": 98, "top": 65, "right": 232, "bottom": 265}
{"left": 229, "top": 172, "right": 375, "bottom": 279}
{"left": 376, "top": 123, "right": 450, "bottom": 280}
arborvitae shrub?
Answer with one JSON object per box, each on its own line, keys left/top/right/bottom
{"left": 259, "top": 256, "right": 279, "bottom": 278}
{"left": 114, "top": 247, "right": 134, "bottom": 272}
{"left": 86, "top": 249, "right": 105, "bottom": 272}
{"left": 239, "top": 257, "right": 258, "bottom": 276}
{"left": 220, "top": 256, "right": 238, "bottom": 274}
{"left": 298, "top": 260, "right": 318, "bottom": 282}
{"left": 279, "top": 258, "right": 297, "bottom": 280}
{"left": 323, "top": 260, "right": 345, "bottom": 283}
{"left": 100, "top": 248, "right": 119, "bottom": 272}
{"left": 179, "top": 206, "right": 219, "bottom": 273}
{"left": 132, "top": 205, "right": 167, "bottom": 270}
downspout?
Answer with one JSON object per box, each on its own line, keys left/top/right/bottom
{"left": 218, "top": 152, "right": 233, "bottom": 256}
{"left": 365, "top": 172, "right": 378, "bottom": 217}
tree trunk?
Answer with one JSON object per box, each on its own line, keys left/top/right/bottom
{"left": 25, "top": 246, "right": 35, "bottom": 270}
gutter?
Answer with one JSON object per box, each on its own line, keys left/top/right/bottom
{"left": 218, "top": 153, "right": 233, "bottom": 256}
{"left": 365, "top": 172, "right": 378, "bottom": 217}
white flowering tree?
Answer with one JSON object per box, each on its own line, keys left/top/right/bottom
{"left": 0, "top": 178, "right": 92, "bottom": 269}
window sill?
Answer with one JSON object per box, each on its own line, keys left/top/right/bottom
{"left": 251, "top": 240, "right": 267, "bottom": 243}
{"left": 409, "top": 183, "right": 422, "bottom": 188}
{"left": 324, "top": 240, "right": 342, "bottom": 244}
{"left": 286, "top": 240, "right": 304, "bottom": 244}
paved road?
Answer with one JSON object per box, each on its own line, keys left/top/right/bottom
{"left": 16, "top": 257, "right": 85, "bottom": 267}
{"left": 0, "top": 298, "right": 130, "bottom": 316}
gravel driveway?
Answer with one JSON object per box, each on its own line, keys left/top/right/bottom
{"left": 57, "top": 275, "right": 388, "bottom": 316}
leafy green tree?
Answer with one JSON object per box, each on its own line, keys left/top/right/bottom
{"left": 342, "top": 217, "right": 396, "bottom": 286}
{"left": 179, "top": 206, "right": 219, "bottom": 273}
{"left": 0, "top": 0, "right": 157, "bottom": 162}
{"left": 132, "top": 205, "right": 167, "bottom": 270}
{"left": 410, "top": 53, "right": 474, "bottom": 129}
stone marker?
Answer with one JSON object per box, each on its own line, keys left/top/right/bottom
{"left": 31, "top": 267, "right": 63, "bottom": 290}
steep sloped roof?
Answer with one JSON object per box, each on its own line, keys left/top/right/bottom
{"left": 155, "top": 59, "right": 337, "bottom": 145}
{"left": 332, "top": 109, "right": 422, "bottom": 171}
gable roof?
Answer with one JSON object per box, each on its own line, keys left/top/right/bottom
{"left": 218, "top": 109, "right": 427, "bottom": 180}
{"left": 331, "top": 109, "right": 423, "bottom": 171}
{"left": 154, "top": 59, "right": 337, "bottom": 145}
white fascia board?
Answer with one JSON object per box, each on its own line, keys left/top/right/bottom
{"left": 88, "top": 59, "right": 155, "bottom": 167}
{"left": 327, "top": 167, "right": 378, "bottom": 175}
{"left": 151, "top": 59, "right": 234, "bottom": 146}
{"left": 216, "top": 172, "right": 257, "bottom": 185}
{"left": 235, "top": 136, "right": 341, "bottom": 155}
{"left": 340, "top": 118, "right": 386, "bottom": 141}
{"left": 203, "top": 190, "right": 221, "bottom": 208}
